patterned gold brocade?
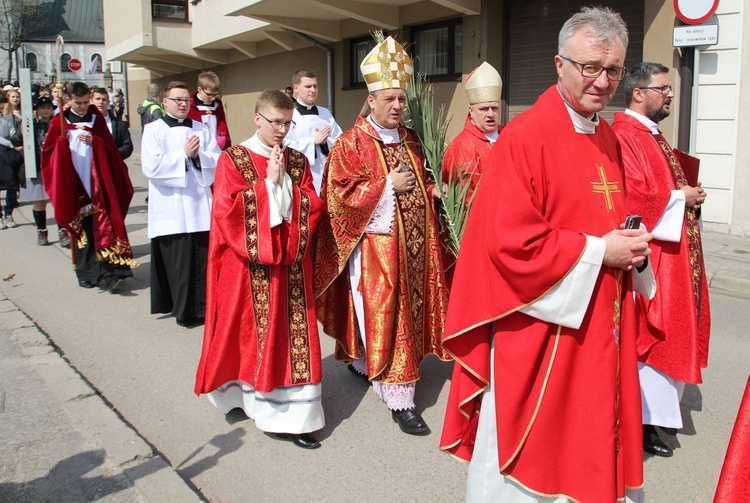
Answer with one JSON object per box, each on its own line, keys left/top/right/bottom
{"left": 315, "top": 117, "right": 450, "bottom": 385}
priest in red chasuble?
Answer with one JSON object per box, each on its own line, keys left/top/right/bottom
{"left": 613, "top": 62, "right": 710, "bottom": 458}
{"left": 440, "top": 7, "right": 657, "bottom": 502}
{"left": 41, "top": 81, "right": 137, "bottom": 291}
{"left": 314, "top": 36, "right": 450, "bottom": 436}
{"left": 443, "top": 61, "right": 503, "bottom": 202}
{"left": 195, "top": 90, "right": 325, "bottom": 449}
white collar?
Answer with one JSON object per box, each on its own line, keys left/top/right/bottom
{"left": 367, "top": 114, "right": 400, "bottom": 144}
{"left": 624, "top": 108, "right": 660, "bottom": 134}
{"left": 556, "top": 88, "right": 599, "bottom": 134}
{"left": 243, "top": 132, "right": 284, "bottom": 158}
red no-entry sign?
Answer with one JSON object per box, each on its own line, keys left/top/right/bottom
{"left": 674, "top": 0, "right": 720, "bottom": 24}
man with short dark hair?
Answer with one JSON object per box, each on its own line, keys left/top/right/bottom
{"left": 195, "top": 89, "right": 326, "bottom": 449}
{"left": 285, "top": 68, "right": 342, "bottom": 195}
{"left": 92, "top": 87, "right": 133, "bottom": 160}
{"left": 137, "top": 82, "right": 163, "bottom": 131}
{"left": 440, "top": 7, "right": 655, "bottom": 502}
{"left": 614, "top": 61, "right": 711, "bottom": 459}
{"left": 141, "top": 81, "right": 221, "bottom": 327}
{"left": 41, "top": 81, "right": 137, "bottom": 291}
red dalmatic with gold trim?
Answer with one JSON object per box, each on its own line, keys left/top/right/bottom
{"left": 314, "top": 116, "right": 450, "bottom": 384}
{"left": 440, "top": 87, "right": 644, "bottom": 502}
{"left": 613, "top": 112, "right": 710, "bottom": 384}
{"left": 195, "top": 145, "right": 324, "bottom": 394}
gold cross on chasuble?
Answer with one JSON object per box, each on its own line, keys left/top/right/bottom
{"left": 590, "top": 164, "right": 620, "bottom": 212}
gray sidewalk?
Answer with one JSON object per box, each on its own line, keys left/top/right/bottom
{"left": 1, "top": 126, "right": 749, "bottom": 501}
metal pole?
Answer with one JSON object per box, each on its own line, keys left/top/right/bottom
{"left": 689, "top": 48, "right": 700, "bottom": 156}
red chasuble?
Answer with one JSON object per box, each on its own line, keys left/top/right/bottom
{"left": 613, "top": 112, "right": 710, "bottom": 384}
{"left": 41, "top": 105, "right": 136, "bottom": 265}
{"left": 443, "top": 114, "right": 501, "bottom": 200}
{"left": 314, "top": 116, "right": 450, "bottom": 384}
{"left": 440, "top": 86, "right": 643, "bottom": 502}
{"left": 188, "top": 92, "right": 232, "bottom": 150}
{"left": 194, "top": 146, "right": 324, "bottom": 394}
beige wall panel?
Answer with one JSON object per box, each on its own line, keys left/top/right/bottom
{"left": 698, "top": 153, "right": 734, "bottom": 189}
{"left": 716, "top": 0, "right": 740, "bottom": 14}
{"left": 702, "top": 188, "right": 730, "bottom": 223}
{"left": 730, "top": 3, "right": 750, "bottom": 230}
{"left": 102, "top": 0, "right": 149, "bottom": 49}
{"left": 698, "top": 48, "right": 738, "bottom": 85}
{"left": 710, "top": 13, "right": 740, "bottom": 50}
{"left": 697, "top": 84, "right": 737, "bottom": 120}
{"left": 696, "top": 120, "right": 735, "bottom": 155}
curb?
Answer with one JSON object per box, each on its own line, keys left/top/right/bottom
{"left": 708, "top": 272, "right": 750, "bottom": 298}
{"left": 0, "top": 295, "right": 202, "bottom": 503}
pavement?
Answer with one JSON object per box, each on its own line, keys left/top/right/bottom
{"left": 1, "top": 128, "right": 749, "bottom": 502}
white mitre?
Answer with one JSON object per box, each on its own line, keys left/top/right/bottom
{"left": 465, "top": 61, "right": 502, "bottom": 104}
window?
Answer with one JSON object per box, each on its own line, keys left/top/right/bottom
{"left": 26, "top": 52, "right": 37, "bottom": 71}
{"left": 152, "top": 0, "right": 188, "bottom": 21}
{"left": 90, "top": 53, "right": 103, "bottom": 73}
{"left": 60, "top": 53, "right": 71, "bottom": 72}
{"left": 349, "top": 35, "right": 380, "bottom": 87}
{"left": 410, "top": 19, "right": 462, "bottom": 78}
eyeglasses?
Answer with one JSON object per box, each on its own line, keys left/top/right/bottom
{"left": 258, "top": 113, "right": 295, "bottom": 130}
{"left": 200, "top": 90, "right": 220, "bottom": 98}
{"left": 165, "top": 97, "right": 190, "bottom": 105}
{"left": 559, "top": 55, "right": 628, "bottom": 81}
{"left": 638, "top": 85, "right": 674, "bottom": 96}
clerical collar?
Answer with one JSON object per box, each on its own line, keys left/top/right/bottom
{"left": 555, "top": 87, "right": 599, "bottom": 134}
{"left": 296, "top": 99, "right": 315, "bottom": 111}
{"left": 243, "top": 132, "right": 284, "bottom": 158}
{"left": 624, "top": 108, "right": 659, "bottom": 135}
{"left": 367, "top": 114, "right": 400, "bottom": 144}
{"left": 471, "top": 119, "right": 500, "bottom": 143}
{"left": 66, "top": 110, "right": 93, "bottom": 124}
{"left": 194, "top": 94, "right": 216, "bottom": 109}
{"left": 163, "top": 113, "right": 192, "bottom": 128}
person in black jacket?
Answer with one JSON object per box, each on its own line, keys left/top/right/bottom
{"left": 92, "top": 87, "right": 133, "bottom": 160}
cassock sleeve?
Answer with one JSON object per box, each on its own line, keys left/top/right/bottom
{"left": 651, "top": 190, "right": 685, "bottom": 242}
{"left": 326, "top": 115, "right": 343, "bottom": 149}
{"left": 518, "top": 235, "right": 605, "bottom": 329}
{"left": 140, "top": 123, "right": 191, "bottom": 188}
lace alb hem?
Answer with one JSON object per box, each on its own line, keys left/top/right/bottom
{"left": 365, "top": 177, "right": 395, "bottom": 235}
{"left": 351, "top": 355, "right": 368, "bottom": 377}
{"left": 372, "top": 382, "right": 416, "bottom": 411}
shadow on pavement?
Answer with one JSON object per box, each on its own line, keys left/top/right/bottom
{"left": 175, "top": 427, "right": 246, "bottom": 480}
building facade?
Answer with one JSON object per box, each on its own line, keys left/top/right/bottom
{"left": 104, "top": 0, "right": 749, "bottom": 233}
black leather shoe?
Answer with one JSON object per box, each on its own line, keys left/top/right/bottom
{"left": 392, "top": 408, "right": 430, "bottom": 436}
{"left": 643, "top": 425, "right": 673, "bottom": 457}
{"left": 78, "top": 279, "right": 95, "bottom": 289}
{"left": 272, "top": 432, "right": 321, "bottom": 449}
{"left": 347, "top": 364, "right": 369, "bottom": 384}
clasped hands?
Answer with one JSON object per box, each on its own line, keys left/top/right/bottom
{"left": 602, "top": 224, "right": 653, "bottom": 271}
{"left": 682, "top": 182, "right": 706, "bottom": 211}
{"left": 265, "top": 144, "right": 286, "bottom": 186}
{"left": 184, "top": 135, "right": 200, "bottom": 160}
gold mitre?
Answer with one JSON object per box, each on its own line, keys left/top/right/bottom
{"left": 465, "top": 62, "right": 502, "bottom": 104}
{"left": 360, "top": 36, "right": 413, "bottom": 92}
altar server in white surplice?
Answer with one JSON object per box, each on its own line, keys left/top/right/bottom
{"left": 285, "top": 68, "right": 342, "bottom": 195}
{"left": 141, "top": 80, "right": 221, "bottom": 328}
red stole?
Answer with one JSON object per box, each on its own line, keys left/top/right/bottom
{"left": 441, "top": 86, "right": 643, "bottom": 502}
{"left": 195, "top": 145, "right": 325, "bottom": 394}
{"left": 613, "top": 112, "right": 710, "bottom": 384}
{"left": 41, "top": 105, "right": 137, "bottom": 266}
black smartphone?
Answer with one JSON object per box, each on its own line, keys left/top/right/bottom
{"left": 624, "top": 215, "right": 642, "bottom": 230}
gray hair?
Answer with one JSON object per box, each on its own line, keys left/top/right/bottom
{"left": 558, "top": 6, "right": 629, "bottom": 55}
{"left": 146, "top": 82, "right": 162, "bottom": 98}
{"left": 622, "top": 62, "right": 669, "bottom": 106}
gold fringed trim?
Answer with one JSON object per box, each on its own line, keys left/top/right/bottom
{"left": 95, "top": 238, "right": 141, "bottom": 267}
{"left": 77, "top": 232, "right": 88, "bottom": 249}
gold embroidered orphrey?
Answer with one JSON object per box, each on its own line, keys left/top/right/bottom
{"left": 591, "top": 164, "right": 620, "bottom": 212}
{"left": 224, "top": 145, "right": 313, "bottom": 384}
